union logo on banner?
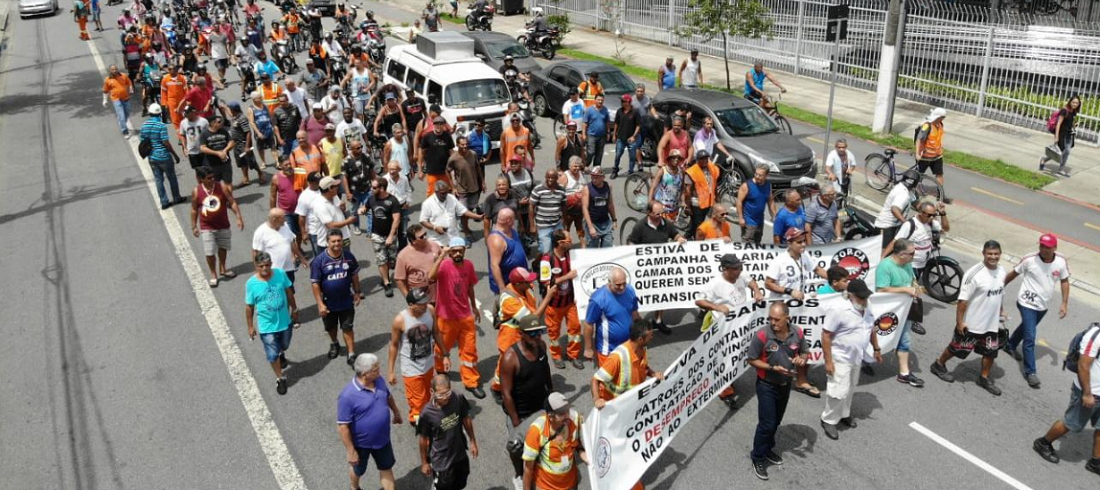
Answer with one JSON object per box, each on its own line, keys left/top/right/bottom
{"left": 579, "top": 262, "right": 629, "bottom": 296}
{"left": 830, "top": 247, "right": 870, "bottom": 280}
{"left": 594, "top": 437, "right": 613, "bottom": 477}
{"left": 875, "top": 312, "right": 900, "bottom": 336}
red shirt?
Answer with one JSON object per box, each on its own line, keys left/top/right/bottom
{"left": 435, "top": 259, "right": 478, "bottom": 320}
{"left": 181, "top": 86, "right": 213, "bottom": 118}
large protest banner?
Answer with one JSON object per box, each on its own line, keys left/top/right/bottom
{"left": 570, "top": 237, "right": 882, "bottom": 315}
{"left": 582, "top": 293, "right": 912, "bottom": 490}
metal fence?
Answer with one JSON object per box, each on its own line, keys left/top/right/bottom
{"left": 537, "top": 0, "right": 1100, "bottom": 142}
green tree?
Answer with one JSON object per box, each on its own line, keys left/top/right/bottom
{"left": 675, "top": 0, "right": 773, "bottom": 91}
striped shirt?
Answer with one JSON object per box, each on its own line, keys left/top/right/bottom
{"left": 529, "top": 184, "right": 566, "bottom": 228}
{"left": 140, "top": 119, "right": 172, "bottom": 162}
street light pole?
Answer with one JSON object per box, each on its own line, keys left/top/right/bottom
{"left": 872, "top": 0, "right": 906, "bottom": 135}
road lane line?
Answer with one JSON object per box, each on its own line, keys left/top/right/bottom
{"left": 806, "top": 136, "right": 825, "bottom": 144}
{"left": 1085, "top": 222, "right": 1100, "bottom": 232}
{"left": 85, "top": 36, "right": 308, "bottom": 490}
{"left": 909, "top": 422, "right": 1033, "bottom": 490}
{"left": 970, "top": 187, "right": 1024, "bottom": 205}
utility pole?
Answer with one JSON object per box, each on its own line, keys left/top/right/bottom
{"left": 823, "top": 3, "right": 848, "bottom": 159}
{"left": 872, "top": 0, "right": 906, "bottom": 135}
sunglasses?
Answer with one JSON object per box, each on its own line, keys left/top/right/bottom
{"left": 415, "top": 234, "right": 427, "bottom": 240}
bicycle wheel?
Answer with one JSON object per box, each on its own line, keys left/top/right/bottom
{"left": 921, "top": 256, "right": 963, "bottom": 303}
{"left": 619, "top": 217, "right": 639, "bottom": 245}
{"left": 623, "top": 173, "right": 650, "bottom": 212}
{"left": 552, "top": 115, "right": 567, "bottom": 139}
{"left": 864, "top": 153, "right": 893, "bottom": 191}
{"left": 915, "top": 173, "right": 944, "bottom": 202}
{"left": 774, "top": 115, "right": 793, "bottom": 135}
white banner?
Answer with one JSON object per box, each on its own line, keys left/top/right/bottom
{"left": 570, "top": 237, "right": 882, "bottom": 315}
{"left": 582, "top": 293, "right": 912, "bottom": 490}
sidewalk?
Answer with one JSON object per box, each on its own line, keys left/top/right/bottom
{"left": 378, "top": 0, "right": 1098, "bottom": 208}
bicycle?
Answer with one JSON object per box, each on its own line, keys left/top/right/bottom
{"left": 753, "top": 91, "right": 792, "bottom": 135}
{"left": 623, "top": 159, "right": 658, "bottom": 212}
{"left": 618, "top": 207, "right": 691, "bottom": 245}
{"left": 863, "top": 148, "right": 945, "bottom": 202}
{"left": 919, "top": 230, "right": 964, "bottom": 303}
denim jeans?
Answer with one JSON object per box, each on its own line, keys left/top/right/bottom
{"left": 586, "top": 134, "right": 606, "bottom": 168}
{"left": 588, "top": 219, "right": 614, "bottom": 248}
{"left": 1008, "top": 302, "right": 1047, "bottom": 375}
{"left": 751, "top": 379, "right": 791, "bottom": 462}
{"left": 149, "top": 157, "right": 181, "bottom": 207}
{"left": 352, "top": 190, "right": 372, "bottom": 232}
{"left": 112, "top": 99, "right": 131, "bottom": 134}
{"left": 613, "top": 137, "right": 641, "bottom": 173}
{"left": 537, "top": 223, "right": 564, "bottom": 254}
{"left": 280, "top": 137, "right": 299, "bottom": 158}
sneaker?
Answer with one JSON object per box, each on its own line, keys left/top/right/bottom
{"left": 351, "top": 225, "right": 362, "bottom": 236}
{"left": 469, "top": 386, "right": 487, "bottom": 400}
{"left": 347, "top": 353, "right": 357, "bottom": 366}
{"left": 1025, "top": 373, "right": 1041, "bottom": 388}
{"left": 610, "top": 170, "right": 619, "bottom": 179}
{"left": 571, "top": 358, "right": 586, "bottom": 370}
{"left": 276, "top": 377, "right": 288, "bottom": 395}
{"left": 327, "top": 343, "right": 340, "bottom": 359}
{"left": 279, "top": 353, "right": 288, "bottom": 370}
{"left": 897, "top": 373, "right": 926, "bottom": 387}
{"left": 764, "top": 450, "right": 783, "bottom": 465}
{"left": 653, "top": 320, "right": 672, "bottom": 335}
{"left": 512, "top": 475, "right": 524, "bottom": 490}
{"left": 1039, "top": 159, "right": 1047, "bottom": 172}
{"left": 383, "top": 283, "right": 394, "bottom": 298}
{"left": 719, "top": 395, "right": 738, "bottom": 411}
{"left": 1005, "top": 346, "right": 1022, "bottom": 361}
{"left": 1033, "top": 437, "right": 1059, "bottom": 463}
{"left": 553, "top": 358, "right": 566, "bottom": 369}
{"left": 930, "top": 361, "right": 955, "bottom": 383}
{"left": 821, "top": 420, "right": 839, "bottom": 440}
{"left": 751, "top": 459, "right": 769, "bottom": 480}
{"left": 977, "top": 376, "right": 1002, "bottom": 396}
{"left": 910, "top": 322, "right": 926, "bottom": 335}
{"left": 1057, "top": 170, "right": 1071, "bottom": 178}
{"left": 860, "top": 363, "right": 875, "bottom": 376}
{"left": 1086, "top": 458, "right": 1100, "bottom": 476}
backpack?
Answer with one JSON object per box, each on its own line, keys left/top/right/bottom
{"left": 1064, "top": 323, "right": 1100, "bottom": 373}
{"left": 1046, "top": 110, "right": 1061, "bottom": 134}
{"left": 138, "top": 133, "right": 153, "bottom": 158}
{"left": 913, "top": 122, "right": 930, "bottom": 146}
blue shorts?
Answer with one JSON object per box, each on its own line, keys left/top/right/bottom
{"left": 896, "top": 320, "right": 912, "bottom": 353}
{"left": 260, "top": 328, "right": 292, "bottom": 363}
{"left": 1064, "top": 384, "right": 1100, "bottom": 432}
{"left": 352, "top": 442, "right": 396, "bottom": 476}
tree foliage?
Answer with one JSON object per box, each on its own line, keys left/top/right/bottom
{"left": 675, "top": 0, "right": 774, "bottom": 90}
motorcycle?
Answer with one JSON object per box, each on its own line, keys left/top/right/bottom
{"left": 273, "top": 38, "right": 298, "bottom": 75}
{"left": 515, "top": 100, "right": 541, "bottom": 150}
{"left": 516, "top": 24, "right": 556, "bottom": 60}
{"left": 837, "top": 192, "right": 879, "bottom": 241}
{"left": 365, "top": 38, "right": 385, "bottom": 74}
{"left": 236, "top": 61, "right": 257, "bottom": 98}
{"left": 919, "top": 230, "right": 964, "bottom": 303}
{"left": 465, "top": 4, "right": 494, "bottom": 31}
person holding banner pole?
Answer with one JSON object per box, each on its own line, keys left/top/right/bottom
{"left": 764, "top": 227, "right": 827, "bottom": 398}
{"left": 584, "top": 268, "right": 643, "bottom": 367}
{"left": 697, "top": 254, "right": 763, "bottom": 409}
{"left": 748, "top": 302, "right": 810, "bottom": 480}
{"left": 874, "top": 239, "right": 927, "bottom": 388}
{"left": 627, "top": 200, "right": 687, "bottom": 335}
{"left": 820, "top": 279, "right": 881, "bottom": 441}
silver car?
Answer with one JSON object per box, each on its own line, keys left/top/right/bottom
{"left": 19, "top": 0, "right": 59, "bottom": 18}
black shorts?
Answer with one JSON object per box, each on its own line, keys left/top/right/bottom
{"left": 322, "top": 308, "right": 355, "bottom": 332}
{"left": 235, "top": 151, "right": 258, "bottom": 169}
{"left": 214, "top": 58, "right": 229, "bottom": 71}
{"left": 433, "top": 457, "right": 470, "bottom": 490}
{"left": 947, "top": 328, "right": 1005, "bottom": 359}
{"left": 188, "top": 153, "right": 206, "bottom": 169}
{"left": 257, "top": 134, "right": 276, "bottom": 151}
{"left": 917, "top": 157, "right": 944, "bottom": 176}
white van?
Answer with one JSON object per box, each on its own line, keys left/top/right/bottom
{"left": 382, "top": 32, "right": 512, "bottom": 149}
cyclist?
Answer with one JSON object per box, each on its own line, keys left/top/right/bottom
{"left": 744, "top": 61, "right": 786, "bottom": 112}
{"left": 915, "top": 107, "right": 951, "bottom": 203}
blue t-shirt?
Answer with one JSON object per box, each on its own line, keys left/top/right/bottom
{"left": 585, "top": 285, "right": 638, "bottom": 356}
{"left": 816, "top": 284, "right": 838, "bottom": 295}
{"left": 582, "top": 105, "right": 611, "bottom": 137}
{"left": 773, "top": 207, "right": 806, "bottom": 244}
{"left": 467, "top": 129, "right": 490, "bottom": 158}
{"left": 310, "top": 250, "right": 360, "bottom": 312}
{"left": 245, "top": 268, "right": 292, "bottom": 334}
{"left": 742, "top": 180, "right": 771, "bottom": 226}
{"left": 336, "top": 377, "right": 392, "bottom": 449}
{"left": 255, "top": 60, "right": 281, "bottom": 79}
{"left": 140, "top": 119, "right": 172, "bottom": 162}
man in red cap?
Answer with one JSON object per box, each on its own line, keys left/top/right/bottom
{"left": 1004, "top": 233, "right": 1071, "bottom": 388}
{"left": 490, "top": 267, "right": 556, "bottom": 399}
{"left": 611, "top": 93, "right": 641, "bottom": 179}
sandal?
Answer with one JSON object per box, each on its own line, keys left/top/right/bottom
{"left": 208, "top": 278, "right": 219, "bottom": 288}
{"left": 221, "top": 270, "right": 237, "bottom": 279}
{"left": 794, "top": 384, "right": 821, "bottom": 398}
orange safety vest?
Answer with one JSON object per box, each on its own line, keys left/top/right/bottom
{"left": 919, "top": 121, "right": 944, "bottom": 159}
{"left": 269, "top": 29, "right": 287, "bottom": 43}
{"left": 291, "top": 146, "right": 325, "bottom": 190}
{"left": 685, "top": 161, "right": 719, "bottom": 209}
{"left": 261, "top": 83, "right": 283, "bottom": 110}
{"left": 284, "top": 14, "right": 300, "bottom": 34}
{"left": 697, "top": 218, "right": 729, "bottom": 240}
{"left": 578, "top": 81, "right": 603, "bottom": 108}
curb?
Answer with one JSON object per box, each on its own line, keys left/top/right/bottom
{"left": 0, "top": 0, "right": 11, "bottom": 33}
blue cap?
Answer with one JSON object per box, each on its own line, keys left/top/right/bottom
{"left": 449, "top": 237, "right": 467, "bottom": 248}
{"left": 227, "top": 101, "right": 241, "bottom": 110}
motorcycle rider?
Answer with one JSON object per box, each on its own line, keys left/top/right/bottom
{"left": 139, "top": 52, "right": 163, "bottom": 117}
{"left": 469, "top": 0, "right": 490, "bottom": 27}
{"left": 322, "top": 32, "right": 348, "bottom": 82}
{"left": 498, "top": 55, "right": 528, "bottom": 82}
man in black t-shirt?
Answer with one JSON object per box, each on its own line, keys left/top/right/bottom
{"left": 417, "top": 116, "right": 455, "bottom": 198}
{"left": 273, "top": 94, "right": 302, "bottom": 158}
{"left": 199, "top": 116, "right": 236, "bottom": 184}
{"left": 401, "top": 89, "right": 426, "bottom": 140}
{"left": 628, "top": 200, "right": 685, "bottom": 245}
{"left": 612, "top": 94, "right": 641, "bottom": 176}
{"left": 417, "top": 374, "right": 479, "bottom": 490}
{"left": 367, "top": 177, "right": 403, "bottom": 296}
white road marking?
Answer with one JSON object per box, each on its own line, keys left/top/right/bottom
{"left": 85, "top": 37, "right": 308, "bottom": 490}
{"left": 909, "top": 422, "right": 1033, "bottom": 490}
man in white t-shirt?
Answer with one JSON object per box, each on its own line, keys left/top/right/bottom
{"left": 206, "top": 29, "right": 230, "bottom": 83}
{"left": 820, "top": 279, "right": 880, "bottom": 440}
{"left": 873, "top": 170, "right": 919, "bottom": 249}
{"left": 930, "top": 240, "right": 1007, "bottom": 396}
{"left": 383, "top": 161, "right": 414, "bottom": 250}
{"left": 252, "top": 208, "right": 306, "bottom": 285}
{"left": 764, "top": 227, "right": 827, "bottom": 398}
{"left": 418, "top": 180, "right": 482, "bottom": 246}
{"left": 561, "top": 88, "right": 585, "bottom": 125}
{"left": 883, "top": 199, "right": 949, "bottom": 277}
{"left": 284, "top": 79, "right": 310, "bottom": 119}
{"left": 293, "top": 171, "right": 324, "bottom": 254}
{"left": 1004, "top": 233, "right": 1071, "bottom": 388}
{"left": 695, "top": 253, "right": 764, "bottom": 408}
{"left": 311, "top": 177, "right": 355, "bottom": 249}
{"left": 1031, "top": 322, "right": 1100, "bottom": 475}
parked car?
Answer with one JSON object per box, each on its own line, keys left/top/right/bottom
{"left": 308, "top": 0, "right": 336, "bottom": 16}
{"left": 528, "top": 60, "right": 634, "bottom": 122}
{"left": 652, "top": 89, "right": 816, "bottom": 188}
{"left": 19, "top": 0, "right": 58, "bottom": 17}
{"left": 459, "top": 31, "right": 540, "bottom": 76}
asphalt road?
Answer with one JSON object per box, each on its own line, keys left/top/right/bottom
{"left": 2, "top": 3, "right": 1099, "bottom": 490}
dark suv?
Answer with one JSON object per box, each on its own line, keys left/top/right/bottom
{"left": 651, "top": 89, "right": 816, "bottom": 187}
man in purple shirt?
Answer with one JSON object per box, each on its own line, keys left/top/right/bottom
{"left": 338, "top": 353, "right": 402, "bottom": 490}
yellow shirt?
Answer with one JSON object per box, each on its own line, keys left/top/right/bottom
{"left": 320, "top": 138, "right": 345, "bottom": 176}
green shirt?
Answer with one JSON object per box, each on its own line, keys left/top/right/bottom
{"left": 876, "top": 258, "right": 915, "bottom": 290}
